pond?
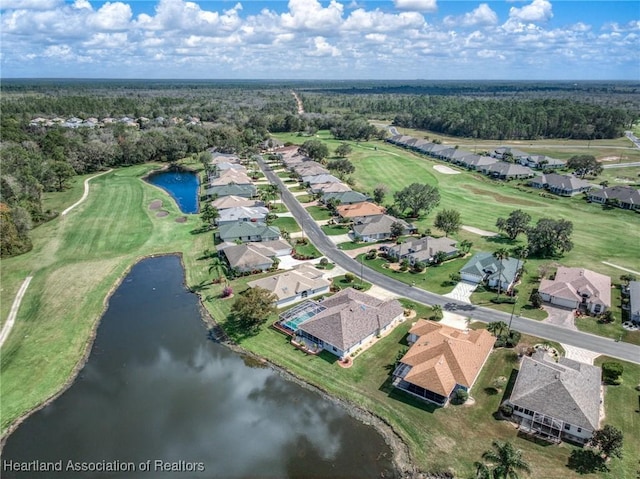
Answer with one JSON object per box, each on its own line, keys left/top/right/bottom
{"left": 1, "top": 256, "right": 396, "bottom": 479}
{"left": 146, "top": 169, "right": 199, "bottom": 214}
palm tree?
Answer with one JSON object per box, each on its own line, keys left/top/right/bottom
{"left": 493, "top": 248, "right": 510, "bottom": 300}
{"left": 208, "top": 256, "right": 230, "bottom": 285}
{"left": 479, "top": 440, "right": 531, "bottom": 479}
{"left": 460, "top": 239, "right": 473, "bottom": 255}
{"left": 260, "top": 184, "right": 280, "bottom": 210}
{"left": 431, "top": 304, "right": 443, "bottom": 320}
{"left": 487, "top": 320, "right": 509, "bottom": 339}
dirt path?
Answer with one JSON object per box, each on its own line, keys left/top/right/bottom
{"left": 291, "top": 91, "right": 304, "bottom": 114}
{"left": 0, "top": 276, "right": 33, "bottom": 348}
{"left": 602, "top": 261, "right": 640, "bottom": 276}
{"left": 61, "top": 169, "right": 112, "bottom": 216}
{"left": 461, "top": 225, "right": 498, "bottom": 237}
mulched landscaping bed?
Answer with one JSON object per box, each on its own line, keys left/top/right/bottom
{"left": 149, "top": 199, "right": 163, "bottom": 210}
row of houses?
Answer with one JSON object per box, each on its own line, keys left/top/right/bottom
{"left": 387, "top": 134, "right": 640, "bottom": 209}
{"left": 29, "top": 115, "right": 201, "bottom": 129}
{"left": 276, "top": 146, "right": 416, "bottom": 242}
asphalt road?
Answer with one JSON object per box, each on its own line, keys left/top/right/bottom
{"left": 259, "top": 157, "right": 640, "bottom": 364}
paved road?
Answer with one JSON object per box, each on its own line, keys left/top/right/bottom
{"left": 259, "top": 157, "right": 640, "bottom": 364}
{"left": 602, "top": 161, "right": 640, "bottom": 169}
{"left": 625, "top": 130, "right": 640, "bottom": 149}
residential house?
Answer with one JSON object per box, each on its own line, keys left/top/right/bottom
{"left": 628, "top": 281, "right": 640, "bottom": 324}
{"left": 211, "top": 195, "right": 262, "bottom": 210}
{"left": 210, "top": 152, "right": 241, "bottom": 164}
{"left": 520, "top": 155, "right": 565, "bottom": 170}
{"left": 220, "top": 244, "right": 274, "bottom": 273}
{"left": 460, "top": 252, "right": 521, "bottom": 292}
{"left": 385, "top": 236, "right": 458, "bottom": 265}
{"left": 456, "top": 155, "right": 498, "bottom": 171}
{"left": 336, "top": 202, "right": 386, "bottom": 219}
{"left": 208, "top": 170, "right": 253, "bottom": 187}
{"left": 505, "top": 351, "right": 601, "bottom": 444}
{"left": 219, "top": 241, "right": 291, "bottom": 273}
{"left": 322, "top": 191, "right": 369, "bottom": 205}
{"left": 588, "top": 186, "right": 640, "bottom": 210}
{"left": 213, "top": 162, "right": 247, "bottom": 176}
{"left": 216, "top": 222, "right": 280, "bottom": 243}
{"left": 301, "top": 174, "right": 342, "bottom": 185}
{"left": 293, "top": 288, "right": 404, "bottom": 359}
{"left": 392, "top": 320, "right": 496, "bottom": 406}
{"left": 216, "top": 206, "right": 269, "bottom": 225}
{"left": 529, "top": 173, "right": 593, "bottom": 196}
{"left": 248, "top": 264, "right": 331, "bottom": 307}
{"left": 481, "top": 162, "right": 535, "bottom": 180}
{"left": 204, "top": 183, "right": 257, "bottom": 199}
{"left": 309, "top": 182, "right": 352, "bottom": 194}
{"left": 538, "top": 267, "right": 611, "bottom": 314}
{"left": 352, "top": 214, "right": 413, "bottom": 242}
{"left": 491, "top": 147, "right": 530, "bottom": 161}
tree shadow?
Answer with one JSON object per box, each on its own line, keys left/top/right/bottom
{"left": 220, "top": 314, "right": 262, "bottom": 342}
{"left": 566, "top": 450, "right": 609, "bottom": 474}
{"left": 190, "top": 225, "right": 211, "bottom": 235}
{"left": 189, "top": 280, "right": 211, "bottom": 293}
{"left": 486, "top": 235, "right": 515, "bottom": 245}
{"left": 378, "top": 375, "right": 439, "bottom": 414}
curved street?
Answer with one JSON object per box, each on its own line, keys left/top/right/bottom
{"left": 258, "top": 156, "right": 640, "bottom": 364}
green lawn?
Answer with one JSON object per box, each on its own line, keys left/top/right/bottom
{"left": 293, "top": 194, "right": 315, "bottom": 203}
{"left": 291, "top": 240, "right": 322, "bottom": 259}
{"left": 321, "top": 224, "right": 350, "bottom": 236}
{"left": 268, "top": 202, "right": 288, "bottom": 213}
{"left": 271, "top": 216, "right": 301, "bottom": 233}
{"left": 331, "top": 275, "right": 372, "bottom": 292}
{"left": 0, "top": 162, "right": 211, "bottom": 434}
{"left": 306, "top": 205, "right": 333, "bottom": 221}
{"left": 593, "top": 357, "right": 640, "bottom": 477}
{"left": 336, "top": 240, "right": 370, "bottom": 250}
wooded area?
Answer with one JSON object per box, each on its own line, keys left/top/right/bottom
{"left": 1, "top": 79, "right": 638, "bottom": 257}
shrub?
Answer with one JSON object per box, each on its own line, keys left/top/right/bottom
{"left": 344, "top": 273, "right": 356, "bottom": 283}
{"left": 530, "top": 291, "right": 543, "bottom": 309}
{"left": 221, "top": 286, "right": 233, "bottom": 298}
{"left": 455, "top": 389, "right": 469, "bottom": 404}
{"left": 602, "top": 362, "right": 624, "bottom": 385}
{"left": 413, "top": 261, "right": 426, "bottom": 273}
{"left": 319, "top": 257, "right": 329, "bottom": 267}
{"left": 500, "top": 404, "right": 513, "bottom": 417}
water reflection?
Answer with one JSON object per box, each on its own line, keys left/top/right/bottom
{"left": 2, "top": 256, "right": 395, "bottom": 479}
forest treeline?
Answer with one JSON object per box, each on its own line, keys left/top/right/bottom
{"left": 1, "top": 81, "right": 638, "bottom": 256}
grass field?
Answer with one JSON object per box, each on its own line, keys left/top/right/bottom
{"left": 272, "top": 131, "right": 640, "bottom": 340}
{"left": 305, "top": 205, "right": 333, "bottom": 220}
{"left": 0, "top": 162, "right": 211, "bottom": 434}
{"left": 271, "top": 215, "right": 301, "bottom": 233}
{"left": 2, "top": 159, "right": 638, "bottom": 478}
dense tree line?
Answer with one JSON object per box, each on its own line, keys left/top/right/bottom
{"left": 392, "top": 97, "right": 633, "bottom": 140}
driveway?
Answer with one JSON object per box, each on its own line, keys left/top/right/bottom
{"left": 542, "top": 305, "right": 577, "bottom": 331}
{"left": 443, "top": 280, "right": 478, "bottom": 303}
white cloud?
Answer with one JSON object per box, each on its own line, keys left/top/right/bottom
{"left": 444, "top": 3, "right": 497, "bottom": 27}
{"left": 73, "top": 0, "right": 92, "bottom": 10}
{"left": 88, "top": 2, "right": 132, "bottom": 30}
{"left": 393, "top": 0, "right": 437, "bottom": 13}
{"left": 306, "top": 36, "right": 341, "bottom": 56}
{"left": 509, "top": 0, "right": 553, "bottom": 22}
{"left": 1, "top": 0, "right": 61, "bottom": 10}
{"left": 281, "top": 0, "right": 344, "bottom": 32}
{"left": 342, "top": 9, "right": 425, "bottom": 32}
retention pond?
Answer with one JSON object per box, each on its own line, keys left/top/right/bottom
{"left": 2, "top": 256, "right": 396, "bottom": 478}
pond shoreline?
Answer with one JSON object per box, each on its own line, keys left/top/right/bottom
{"left": 1, "top": 254, "right": 424, "bottom": 479}
{"left": 143, "top": 164, "right": 201, "bottom": 214}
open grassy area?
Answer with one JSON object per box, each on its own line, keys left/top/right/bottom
{"left": 271, "top": 215, "right": 301, "bottom": 233}
{"left": 331, "top": 275, "right": 372, "bottom": 292}
{"left": 305, "top": 205, "right": 333, "bottom": 220}
{"left": 0, "top": 161, "right": 211, "bottom": 434}
{"left": 291, "top": 240, "right": 322, "bottom": 259}
{"left": 593, "top": 357, "right": 640, "bottom": 477}
{"left": 321, "top": 223, "right": 350, "bottom": 235}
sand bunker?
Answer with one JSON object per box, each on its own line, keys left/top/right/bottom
{"left": 149, "top": 200, "right": 163, "bottom": 210}
{"left": 156, "top": 210, "right": 169, "bottom": 217}
{"left": 433, "top": 165, "right": 460, "bottom": 175}
{"left": 175, "top": 216, "right": 187, "bottom": 223}
{"left": 461, "top": 225, "right": 498, "bottom": 237}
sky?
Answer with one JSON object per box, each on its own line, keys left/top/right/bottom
{"left": 1, "top": 0, "right": 639, "bottom": 80}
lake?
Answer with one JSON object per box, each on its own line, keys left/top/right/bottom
{"left": 146, "top": 170, "right": 199, "bottom": 214}
{"left": 1, "top": 256, "right": 396, "bottom": 479}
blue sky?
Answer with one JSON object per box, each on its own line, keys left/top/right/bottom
{"left": 1, "top": 0, "right": 638, "bottom": 80}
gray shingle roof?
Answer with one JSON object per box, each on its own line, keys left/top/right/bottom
{"left": 298, "top": 288, "right": 403, "bottom": 351}
{"left": 509, "top": 352, "right": 601, "bottom": 431}
{"left": 460, "top": 252, "right": 520, "bottom": 285}
{"left": 589, "top": 186, "right": 640, "bottom": 206}
{"left": 217, "top": 222, "right": 280, "bottom": 241}
{"left": 530, "top": 173, "right": 592, "bottom": 192}
{"left": 352, "top": 214, "right": 412, "bottom": 237}
{"left": 322, "top": 191, "right": 369, "bottom": 204}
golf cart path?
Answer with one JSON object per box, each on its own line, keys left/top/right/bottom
{"left": 61, "top": 169, "right": 113, "bottom": 216}
{"left": 0, "top": 276, "right": 33, "bottom": 348}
